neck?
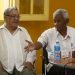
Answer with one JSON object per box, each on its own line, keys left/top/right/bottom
{"left": 5, "top": 25, "right": 17, "bottom": 34}
{"left": 58, "top": 27, "right": 67, "bottom": 37}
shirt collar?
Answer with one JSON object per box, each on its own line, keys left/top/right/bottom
{"left": 67, "top": 26, "right": 72, "bottom": 38}
{"left": 0, "top": 23, "right": 22, "bottom": 31}
{"left": 55, "top": 26, "right": 72, "bottom": 39}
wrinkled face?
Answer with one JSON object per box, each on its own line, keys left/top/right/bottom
{"left": 5, "top": 9, "right": 19, "bottom": 29}
{"left": 53, "top": 14, "right": 69, "bottom": 32}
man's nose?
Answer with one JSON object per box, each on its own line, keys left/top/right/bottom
{"left": 14, "top": 15, "right": 19, "bottom": 19}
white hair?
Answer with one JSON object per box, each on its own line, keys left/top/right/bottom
{"left": 53, "top": 9, "right": 69, "bottom": 19}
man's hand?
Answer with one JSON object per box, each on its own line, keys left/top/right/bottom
{"left": 25, "top": 40, "right": 35, "bottom": 52}
{"left": 23, "top": 62, "right": 34, "bottom": 70}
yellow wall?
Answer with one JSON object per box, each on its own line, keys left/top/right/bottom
{"left": 0, "top": 0, "right": 75, "bottom": 75}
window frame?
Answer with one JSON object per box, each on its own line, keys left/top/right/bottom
{"left": 15, "top": 0, "right": 49, "bottom": 21}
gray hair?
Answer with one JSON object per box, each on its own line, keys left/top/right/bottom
{"left": 53, "top": 9, "right": 69, "bottom": 19}
{"left": 4, "top": 7, "right": 18, "bottom": 16}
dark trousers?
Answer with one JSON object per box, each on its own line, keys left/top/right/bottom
{"left": 47, "top": 65, "right": 65, "bottom": 75}
{"left": 7, "top": 68, "right": 16, "bottom": 75}
{"left": 65, "top": 67, "right": 75, "bottom": 75}
{"left": 0, "top": 68, "right": 35, "bottom": 75}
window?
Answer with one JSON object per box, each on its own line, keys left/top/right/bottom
{"left": 15, "top": 0, "right": 49, "bottom": 21}
{"left": 0, "top": 0, "right": 15, "bottom": 20}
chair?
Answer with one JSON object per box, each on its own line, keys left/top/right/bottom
{"left": 42, "top": 45, "right": 49, "bottom": 75}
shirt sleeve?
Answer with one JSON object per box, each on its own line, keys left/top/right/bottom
{"left": 22, "top": 27, "right": 36, "bottom": 64}
{"left": 26, "top": 50, "right": 36, "bottom": 64}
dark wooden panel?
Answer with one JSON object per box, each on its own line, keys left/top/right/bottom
{"left": 33, "top": 0, "right": 44, "bottom": 14}
{"left": 19, "top": 0, "right": 31, "bottom": 14}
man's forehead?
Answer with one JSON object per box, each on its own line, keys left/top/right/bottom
{"left": 9, "top": 10, "right": 19, "bottom": 15}
{"left": 54, "top": 14, "right": 65, "bottom": 19}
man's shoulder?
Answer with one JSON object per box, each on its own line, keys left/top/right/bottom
{"left": 18, "top": 26, "right": 28, "bottom": 32}
{"left": 42, "top": 27, "right": 55, "bottom": 36}
{"left": 44, "top": 27, "right": 55, "bottom": 33}
{"left": 0, "top": 24, "right": 5, "bottom": 30}
{"left": 68, "top": 26, "right": 75, "bottom": 31}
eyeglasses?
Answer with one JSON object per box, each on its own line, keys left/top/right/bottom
{"left": 6, "top": 15, "right": 20, "bottom": 18}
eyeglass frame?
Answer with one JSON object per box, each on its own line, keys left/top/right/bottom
{"left": 5, "top": 14, "right": 20, "bottom": 18}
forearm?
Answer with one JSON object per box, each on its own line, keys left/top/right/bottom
{"left": 25, "top": 41, "right": 42, "bottom": 51}
{"left": 34, "top": 42, "right": 42, "bottom": 50}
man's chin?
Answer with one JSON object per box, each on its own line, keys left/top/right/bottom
{"left": 13, "top": 23, "right": 18, "bottom": 26}
{"left": 12, "top": 25, "right": 18, "bottom": 29}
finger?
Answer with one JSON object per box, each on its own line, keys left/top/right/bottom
{"left": 24, "top": 46, "right": 31, "bottom": 52}
{"left": 24, "top": 46, "right": 28, "bottom": 49}
{"left": 24, "top": 46, "right": 29, "bottom": 52}
{"left": 25, "top": 49, "right": 29, "bottom": 53}
{"left": 25, "top": 40, "right": 32, "bottom": 44}
{"left": 25, "top": 49, "right": 32, "bottom": 53}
